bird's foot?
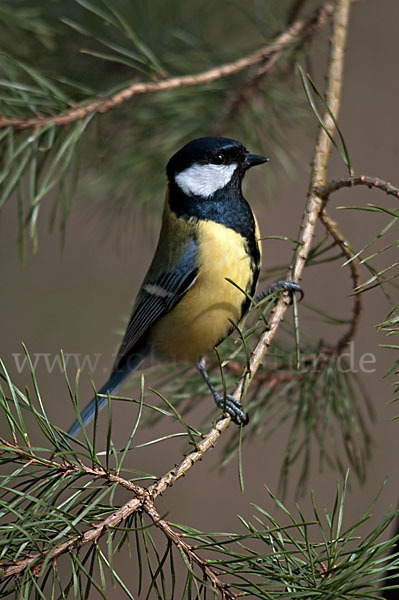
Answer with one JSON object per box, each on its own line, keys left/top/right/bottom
{"left": 213, "top": 392, "right": 249, "bottom": 426}
{"left": 255, "top": 279, "right": 304, "bottom": 305}
{"left": 196, "top": 359, "right": 249, "bottom": 426}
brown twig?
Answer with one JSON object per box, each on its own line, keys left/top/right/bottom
{"left": 0, "top": 438, "right": 146, "bottom": 496}
{"left": 0, "top": 446, "right": 231, "bottom": 600}
{"left": 0, "top": 439, "right": 235, "bottom": 596}
{"left": 0, "top": 441, "right": 147, "bottom": 579}
{"left": 214, "top": 3, "right": 333, "bottom": 134}
{"left": 288, "top": 0, "right": 309, "bottom": 26}
{"left": 293, "top": 0, "right": 351, "bottom": 282}
{"left": 1, "top": 491, "right": 142, "bottom": 579}
{"left": 145, "top": 502, "right": 236, "bottom": 599}
{"left": 316, "top": 175, "right": 399, "bottom": 200}
{"left": 319, "top": 207, "right": 362, "bottom": 353}
{"left": 0, "top": 0, "right": 352, "bottom": 587}
{"left": 247, "top": 173, "right": 399, "bottom": 380}
{"left": 317, "top": 174, "right": 399, "bottom": 351}
{"left": 0, "top": 2, "right": 333, "bottom": 132}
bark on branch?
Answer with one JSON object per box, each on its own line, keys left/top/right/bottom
{"left": 317, "top": 174, "right": 399, "bottom": 351}
{"left": 0, "top": 3, "right": 333, "bottom": 131}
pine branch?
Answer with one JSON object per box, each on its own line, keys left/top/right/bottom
{"left": 318, "top": 207, "right": 362, "bottom": 353}
{"left": 292, "top": 0, "right": 351, "bottom": 281}
{"left": 0, "top": 2, "right": 335, "bottom": 252}
{"left": 2, "top": 441, "right": 397, "bottom": 599}
{"left": 0, "top": 442, "right": 144, "bottom": 579}
{"left": 316, "top": 174, "right": 399, "bottom": 354}
{"left": 316, "top": 175, "right": 399, "bottom": 200}
{"left": 287, "top": 0, "right": 309, "bottom": 25}
{"left": 214, "top": 2, "right": 333, "bottom": 134}
{"left": 0, "top": 2, "right": 334, "bottom": 131}
{"left": 144, "top": 503, "right": 236, "bottom": 600}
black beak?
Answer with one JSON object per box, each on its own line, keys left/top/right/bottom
{"left": 245, "top": 153, "right": 269, "bottom": 169}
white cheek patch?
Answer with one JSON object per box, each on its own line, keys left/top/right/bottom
{"left": 175, "top": 162, "right": 237, "bottom": 199}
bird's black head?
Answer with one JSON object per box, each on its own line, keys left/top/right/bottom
{"left": 166, "top": 137, "right": 268, "bottom": 200}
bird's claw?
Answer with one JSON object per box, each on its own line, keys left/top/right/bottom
{"left": 214, "top": 393, "right": 249, "bottom": 426}
{"left": 255, "top": 279, "right": 303, "bottom": 305}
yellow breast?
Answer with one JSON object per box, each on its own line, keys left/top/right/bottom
{"left": 150, "top": 220, "right": 256, "bottom": 363}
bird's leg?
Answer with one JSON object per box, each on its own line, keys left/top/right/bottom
{"left": 197, "top": 359, "right": 249, "bottom": 426}
{"left": 255, "top": 280, "right": 304, "bottom": 304}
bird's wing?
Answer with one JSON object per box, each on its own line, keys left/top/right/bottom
{"left": 113, "top": 239, "right": 199, "bottom": 371}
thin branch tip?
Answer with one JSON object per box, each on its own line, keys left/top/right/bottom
{"left": 316, "top": 175, "right": 399, "bottom": 200}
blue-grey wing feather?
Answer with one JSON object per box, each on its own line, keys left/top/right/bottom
{"left": 113, "top": 239, "right": 199, "bottom": 371}
{"left": 65, "top": 239, "right": 199, "bottom": 441}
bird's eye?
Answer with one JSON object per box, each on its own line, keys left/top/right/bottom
{"left": 212, "top": 153, "right": 225, "bottom": 165}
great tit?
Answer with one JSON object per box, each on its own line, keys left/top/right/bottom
{"left": 67, "top": 136, "right": 301, "bottom": 438}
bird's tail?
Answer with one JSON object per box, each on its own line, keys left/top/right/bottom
{"left": 66, "top": 369, "right": 128, "bottom": 439}
{"left": 66, "top": 353, "right": 144, "bottom": 440}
